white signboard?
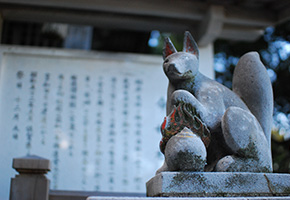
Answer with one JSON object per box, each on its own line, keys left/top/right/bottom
{"left": 0, "top": 46, "right": 167, "bottom": 199}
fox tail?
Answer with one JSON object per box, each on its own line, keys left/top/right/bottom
{"left": 232, "top": 52, "right": 273, "bottom": 146}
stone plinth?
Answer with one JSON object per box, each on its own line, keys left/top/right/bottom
{"left": 146, "top": 172, "right": 290, "bottom": 197}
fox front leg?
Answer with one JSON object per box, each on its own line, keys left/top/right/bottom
{"left": 168, "top": 89, "right": 208, "bottom": 121}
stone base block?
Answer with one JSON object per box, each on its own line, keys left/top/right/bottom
{"left": 146, "top": 172, "right": 290, "bottom": 197}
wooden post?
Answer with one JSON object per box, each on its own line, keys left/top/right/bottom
{"left": 9, "top": 155, "right": 51, "bottom": 200}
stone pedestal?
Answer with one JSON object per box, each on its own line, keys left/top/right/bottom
{"left": 9, "top": 155, "right": 51, "bottom": 200}
{"left": 146, "top": 172, "right": 290, "bottom": 197}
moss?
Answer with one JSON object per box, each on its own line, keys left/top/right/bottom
{"left": 174, "top": 150, "right": 206, "bottom": 171}
{"left": 170, "top": 172, "right": 206, "bottom": 189}
{"left": 221, "top": 155, "right": 272, "bottom": 173}
{"left": 237, "top": 141, "right": 258, "bottom": 159}
{"left": 282, "top": 187, "right": 290, "bottom": 195}
{"left": 225, "top": 140, "right": 272, "bottom": 172}
{"left": 225, "top": 173, "right": 248, "bottom": 188}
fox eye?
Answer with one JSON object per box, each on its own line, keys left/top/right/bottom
{"left": 164, "top": 59, "right": 169, "bottom": 64}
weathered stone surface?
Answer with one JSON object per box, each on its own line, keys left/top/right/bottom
{"left": 164, "top": 128, "right": 207, "bottom": 172}
{"left": 146, "top": 172, "right": 290, "bottom": 197}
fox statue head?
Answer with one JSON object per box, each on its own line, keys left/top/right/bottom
{"left": 163, "top": 31, "right": 199, "bottom": 83}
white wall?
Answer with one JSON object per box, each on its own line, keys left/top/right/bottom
{"left": 199, "top": 43, "right": 214, "bottom": 79}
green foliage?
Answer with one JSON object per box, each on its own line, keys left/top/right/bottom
{"left": 272, "top": 137, "right": 290, "bottom": 173}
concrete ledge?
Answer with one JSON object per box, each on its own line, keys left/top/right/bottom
{"left": 146, "top": 172, "right": 290, "bottom": 197}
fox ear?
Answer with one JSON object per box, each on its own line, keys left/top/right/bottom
{"left": 163, "top": 37, "right": 177, "bottom": 60}
{"left": 183, "top": 31, "right": 199, "bottom": 58}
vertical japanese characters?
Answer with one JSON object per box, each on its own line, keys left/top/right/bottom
{"left": 10, "top": 71, "right": 150, "bottom": 192}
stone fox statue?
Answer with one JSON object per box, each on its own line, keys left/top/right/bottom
{"left": 157, "top": 31, "right": 273, "bottom": 173}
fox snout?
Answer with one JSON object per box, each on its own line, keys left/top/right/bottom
{"left": 167, "top": 63, "right": 181, "bottom": 74}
